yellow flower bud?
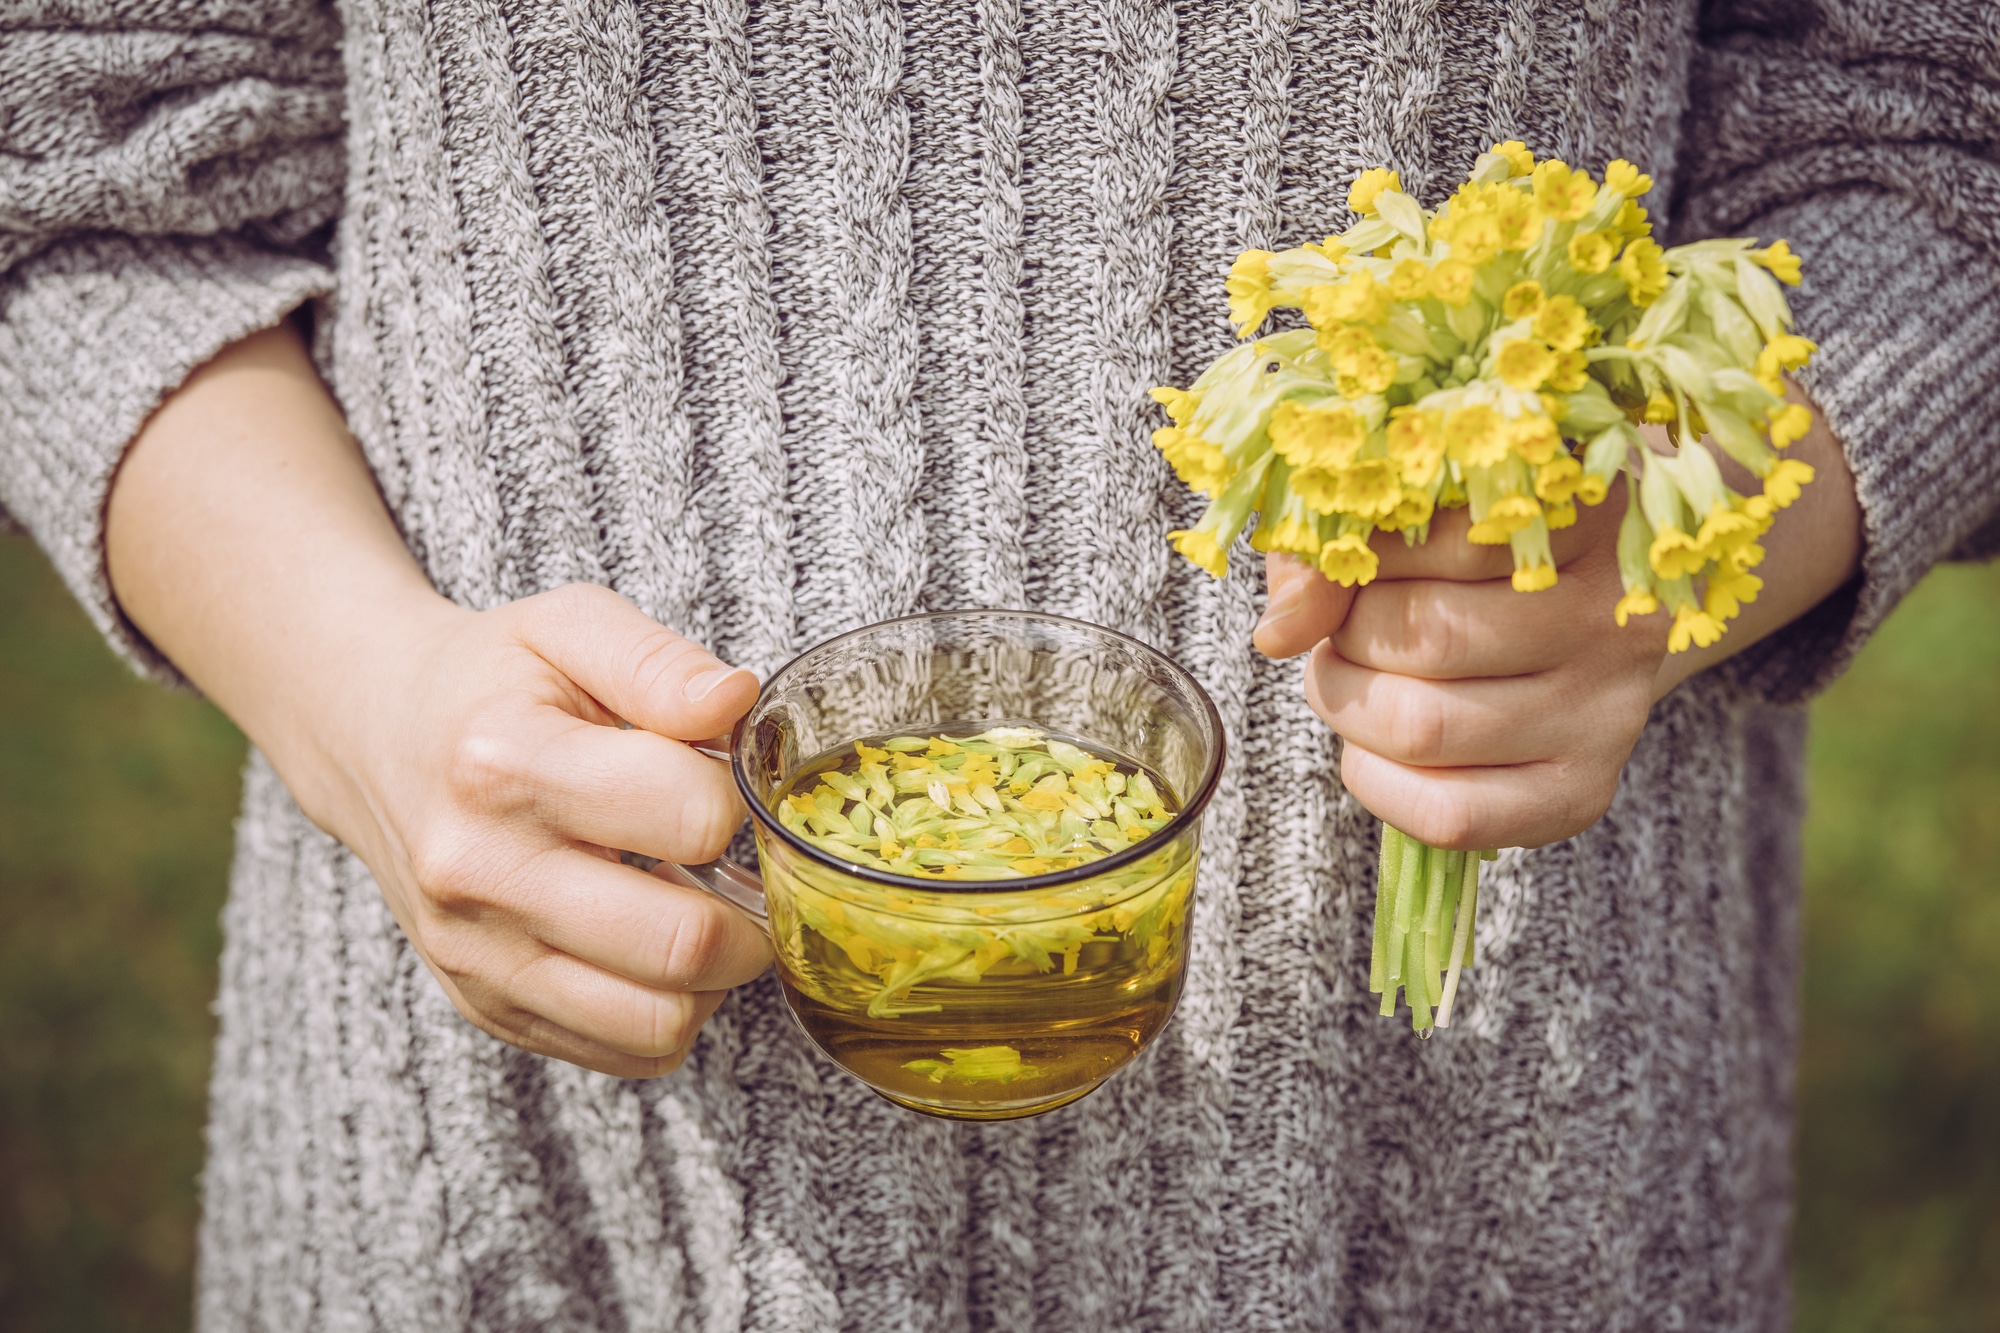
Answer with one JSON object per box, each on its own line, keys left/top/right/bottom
{"left": 1512, "top": 561, "right": 1559, "bottom": 591}
{"left": 1668, "top": 603, "right": 1726, "bottom": 653}
{"left": 1603, "top": 159, "right": 1653, "bottom": 198}
{"left": 1379, "top": 488, "right": 1436, "bottom": 531}
{"left": 1618, "top": 238, "right": 1669, "bottom": 305}
{"left": 1271, "top": 400, "right": 1365, "bottom": 470}
{"left": 1226, "top": 249, "right": 1275, "bottom": 332}
{"left": 1508, "top": 413, "right": 1563, "bottom": 464}
{"left": 1761, "top": 458, "right": 1815, "bottom": 508}
{"left": 1532, "top": 160, "right": 1596, "bottom": 220}
{"left": 1751, "top": 239, "right": 1802, "bottom": 286}
{"left": 1614, "top": 589, "right": 1659, "bottom": 626}
{"left": 1303, "top": 270, "right": 1390, "bottom": 327}
{"left": 1648, "top": 525, "right": 1707, "bottom": 580}
{"left": 1491, "top": 139, "right": 1536, "bottom": 176}
{"left": 1148, "top": 385, "right": 1200, "bottom": 425}
{"left": 1429, "top": 258, "right": 1477, "bottom": 305}
{"left": 1444, "top": 404, "right": 1508, "bottom": 466}
{"left": 1318, "top": 533, "right": 1379, "bottom": 587}
{"left": 1567, "top": 230, "right": 1616, "bottom": 274}
{"left": 1468, "top": 495, "right": 1540, "bottom": 543}
{"left": 1497, "top": 339, "right": 1559, "bottom": 391}
{"left": 1768, "top": 402, "right": 1814, "bottom": 449}
{"left": 1169, "top": 527, "right": 1229, "bottom": 578}
{"left": 1534, "top": 455, "right": 1583, "bottom": 503}
{"left": 1347, "top": 167, "right": 1402, "bottom": 217}
{"left": 1387, "top": 258, "right": 1432, "bottom": 301}
{"left": 1334, "top": 460, "right": 1405, "bottom": 519}
{"left": 1533, "top": 295, "right": 1594, "bottom": 351}
{"left": 1503, "top": 280, "right": 1546, "bottom": 320}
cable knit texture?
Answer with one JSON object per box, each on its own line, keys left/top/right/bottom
{"left": 3, "top": 0, "right": 1999, "bottom": 1328}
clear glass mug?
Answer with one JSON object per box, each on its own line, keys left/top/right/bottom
{"left": 643, "top": 611, "right": 1226, "bottom": 1120}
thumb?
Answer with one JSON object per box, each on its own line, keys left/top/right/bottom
{"left": 1253, "top": 553, "right": 1358, "bottom": 660}
{"left": 516, "top": 583, "right": 760, "bottom": 740}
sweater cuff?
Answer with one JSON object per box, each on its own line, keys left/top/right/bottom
{"left": 0, "top": 233, "right": 333, "bottom": 684}
{"left": 1717, "top": 187, "right": 2000, "bottom": 705}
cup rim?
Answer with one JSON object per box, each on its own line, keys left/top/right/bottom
{"left": 732, "top": 609, "right": 1228, "bottom": 894}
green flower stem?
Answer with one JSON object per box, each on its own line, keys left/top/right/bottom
{"left": 1389, "top": 835, "right": 1426, "bottom": 982}
{"left": 1405, "top": 904, "right": 1434, "bottom": 1032}
{"left": 1371, "top": 825, "right": 1403, "bottom": 993}
{"left": 1436, "top": 851, "right": 1484, "bottom": 1028}
{"left": 1372, "top": 827, "right": 1501, "bottom": 1030}
{"left": 1422, "top": 847, "right": 1452, "bottom": 1000}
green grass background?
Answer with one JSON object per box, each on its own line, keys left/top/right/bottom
{"left": 2, "top": 532, "right": 1996, "bottom": 1331}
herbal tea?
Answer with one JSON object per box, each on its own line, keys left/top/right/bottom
{"left": 757, "top": 725, "right": 1198, "bottom": 1118}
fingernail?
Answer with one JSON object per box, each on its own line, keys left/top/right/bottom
{"left": 1256, "top": 578, "right": 1305, "bottom": 635}
{"left": 684, "top": 665, "right": 753, "bottom": 702}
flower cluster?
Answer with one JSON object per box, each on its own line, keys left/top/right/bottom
{"left": 1155, "top": 143, "right": 1815, "bottom": 653}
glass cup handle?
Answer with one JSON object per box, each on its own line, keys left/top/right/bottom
{"left": 620, "top": 849, "right": 770, "bottom": 931}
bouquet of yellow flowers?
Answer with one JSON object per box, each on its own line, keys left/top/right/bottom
{"left": 1152, "top": 142, "right": 1815, "bottom": 1032}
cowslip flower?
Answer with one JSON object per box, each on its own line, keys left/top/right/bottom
{"left": 1143, "top": 153, "right": 1816, "bottom": 1035}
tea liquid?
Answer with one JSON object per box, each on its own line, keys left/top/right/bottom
{"left": 763, "top": 725, "right": 1197, "bottom": 1119}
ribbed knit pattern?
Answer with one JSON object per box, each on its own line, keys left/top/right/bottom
{"left": 4, "top": 0, "right": 2000, "bottom": 1328}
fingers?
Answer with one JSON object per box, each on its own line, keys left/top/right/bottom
{"left": 514, "top": 583, "right": 760, "bottom": 741}
{"left": 1336, "top": 743, "right": 1618, "bottom": 851}
{"left": 1332, "top": 560, "right": 1622, "bottom": 680}
{"left": 424, "top": 954, "right": 732, "bottom": 1077}
{"left": 523, "top": 848, "right": 772, "bottom": 993}
{"left": 1305, "top": 640, "right": 1609, "bottom": 768}
{"left": 417, "top": 835, "right": 772, "bottom": 993}
{"left": 500, "top": 950, "right": 735, "bottom": 1062}
{"left": 1254, "top": 553, "right": 1357, "bottom": 659}
{"left": 522, "top": 714, "right": 747, "bottom": 863}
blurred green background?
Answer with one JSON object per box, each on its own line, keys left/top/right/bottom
{"left": 1, "top": 533, "right": 1996, "bottom": 1331}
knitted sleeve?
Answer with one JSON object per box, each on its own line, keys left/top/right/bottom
{"left": 1678, "top": 0, "right": 2000, "bottom": 703}
{"left": 0, "top": 0, "right": 344, "bottom": 680}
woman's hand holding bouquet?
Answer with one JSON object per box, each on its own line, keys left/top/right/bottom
{"left": 1158, "top": 143, "right": 1860, "bottom": 1029}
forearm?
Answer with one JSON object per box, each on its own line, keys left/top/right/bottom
{"left": 104, "top": 321, "right": 456, "bottom": 827}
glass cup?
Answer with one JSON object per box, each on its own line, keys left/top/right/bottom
{"left": 652, "top": 611, "right": 1225, "bottom": 1120}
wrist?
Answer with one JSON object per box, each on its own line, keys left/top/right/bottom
{"left": 265, "top": 579, "right": 470, "bottom": 849}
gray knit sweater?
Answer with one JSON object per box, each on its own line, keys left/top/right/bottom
{"left": 6, "top": 0, "right": 2000, "bottom": 1328}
